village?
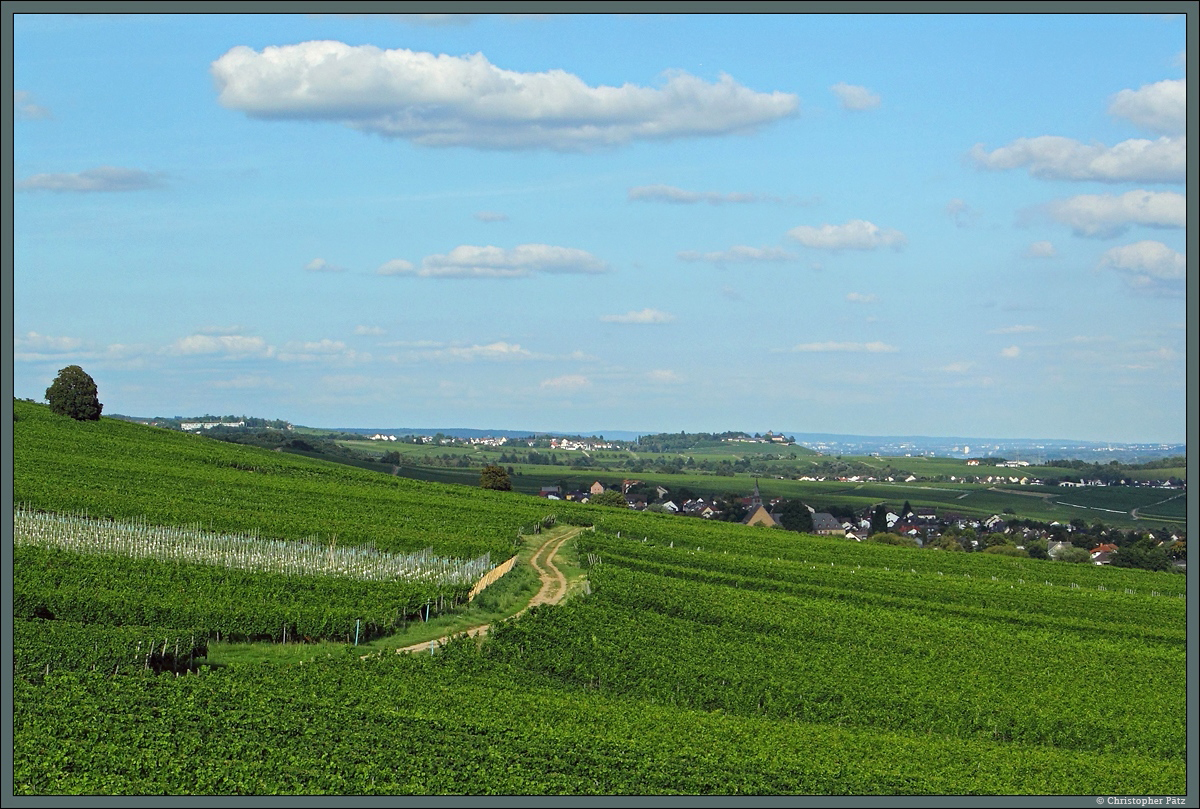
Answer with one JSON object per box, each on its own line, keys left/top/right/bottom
{"left": 532, "top": 478, "right": 1186, "bottom": 569}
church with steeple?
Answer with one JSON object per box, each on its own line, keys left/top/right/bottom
{"left": 742, "top": 479, "right": 781, "bottom": 527}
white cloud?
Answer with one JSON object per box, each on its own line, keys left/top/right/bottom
{"left": 211, "top": 41, "right": 798, "bottom": 151}
{"left": 970, "top": 135, "right": 1184, "bottom": 183}
{"left": 417, "top": 341, "right": 535, "bottom": 361}
{"left": 166, "top": 334, "right": 274, "bottom": 358}
{"left": 1000, "top": 346, "right": 1021, "bottom": 359}
{"left": 789, "top": 341, "right": 898, "bottom": 353}
{"left": 377, "top": 259, "right": 416, "bottom": 276}
{"left": 645, "top": 369, "right": 684, "bottom": 384}
{"left": 14, "top": 90, "right": 52, "bottom": 120}
{"left": 277, "top": 339, "right": 366, "bottom": 363}
{"left": 15, "top": 166, "right": 165, "bottom": 192}
{"left": 540, "top": 374, "right": 591, "bottom": 391}
{"left": 830, "top": 82, "right": 880, "bottom": 111}
{"left": 988, "top": 325, "right": 1038, "bottom": 335}
{"left": 15, "top": 331, "right": 84, "bottom": 355}
{"left": 845, "top": 292, "right": 877, "bottom": 304}
{"left": 787, "top": 220, "right": 906, "bottom": 250}
{"left": 1108, "top": 78, "right": 1185, "bottom": 135}
{"left": 629, "top": 184, "right": 758, "bottom": 204}
{"left": 355, "top": 325, "right": 386, "bottom": 336}
{"left": 1043, "top": 190, "right": 1185, "bottom": 238}
{"left": 600, "top": 308, "right": 676, "bottom": 324}
{"left": 938, "top": 361, "right": 974, "bottom": 373}
{"left": 1025, "top": 240, "right": 1057, "bottom": 258}
{"left": 382, "top": 244, "right": 608, "bottom": 278}
{"left": 1100, "top": 241, "right": 1186, "bottom": 292}
{"left": 304, "top": 258, "right": 346, "bottom": 273}
{"left": 474, "top": 210, "right": 509, "bottom": 222}
{"left": 677, "top": 245, "right": 795, "bottom": 264}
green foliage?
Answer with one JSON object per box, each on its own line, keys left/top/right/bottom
{"left": 14, "top": 619, "right": 209, "bottom": 679}
{"left": 982, "top": 545, "right": 1029, "bottom": 557}
{"left": 1057, "top": 546, "right": 1092, "bottom": 564}
{"left": 480, "top": 464, "right": 512, "bottom": 491}
{"left": 1109, "top": 545, "right": 1176, "bottom": 573}
{"left": 778, "top": 499, "right": 813, "bottom": 533}
{"left": 869, "top": 504, "right": 889, "bottom": 535}
{"left": 44, "top": 365, "right": 102, "bottom": 421}
{"left": 1025, "top": 539, "right": 1050, "bottom": 560}
{"left": 590, "top": 489, "right": 628, "bottom": 508}
{"left": 865, "top": 532, "right": 919, "bottom": 547}
{"left": 13, "top": 399, "right": 543, "bottom": 560}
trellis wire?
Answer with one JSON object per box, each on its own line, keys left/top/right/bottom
{"left": 14, "top": 505, "right": 490, "bottom": 587}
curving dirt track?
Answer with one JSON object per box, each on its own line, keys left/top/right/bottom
{"left": 392, "top": 526, "right": 583, "bottom": 655}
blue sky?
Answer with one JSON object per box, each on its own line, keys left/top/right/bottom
{"left": 10, "top": 12, "right": 1189, "bottom": 442}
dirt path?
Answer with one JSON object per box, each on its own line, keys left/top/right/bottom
{"left": 1131, "top": 491, "right": 1186, "bottom": 521}
{"left": 391, "top": 526, "right": 584, "bottom": 655}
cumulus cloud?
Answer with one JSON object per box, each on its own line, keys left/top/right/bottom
{"left": 1000, "top": 346, "right": 1021, "bottom": 359}
{"left": 355, "top": 325, "right": 386, "bottom": 336}
{"left": 845, "top": 292, "right": 877, "bottom": 304}
{"left": 1043, "top": 190, "right": 1185, "bottom": 238}
{"left": 15, "top": 166, "right": 165, "bottom": 192}
{"left": 541, "top": 374, "right": 591, "bottom": 391}
{"left": 14, "top": 90, "right": 52, "bottom": 120}
{"left": 645, "top": 369, "right": 683, "bottom": 383}
{"left": 1025, "top": 240, "right": 1057, "bottom": 258}
{"left": 304, "top": 258, "right": 346, "bottom": 272}
{"left": 380, "top": 244, "right": 608, "bottom": 278}
{"left": 938, "top": 361, "right": 974, "bottom": 373}
{"left": 1100, "top": 241, "right": 1186, "bottom": 292}
{"left": 830, "top": 82, "right": 880, "bottom": 111}
{"left": 166, "top": 334, "right": 274, "bottom": 358}
{"left": 1108, "top": 78, "right": 1185, "bottom": 135}
{"left": 787, "top": 220, "right": 906, "bottom": 250}
{"left": 970, "top": 135, "right": 1184, "bottom": 183}
{"left": 211, "top": 41, "right": 799, "bottom": 151}
{"left": 789, "top": 341, "right": 898, "bottom": 353}
{"left": 988, "top": 325, "right": 1038, "bottom": 335}
{"left": 628, "top": 184, "right": 758, "bottom": 204}
{"left": 600, "top": 308, "right": 676, "bottom": 324}
{"left": 677, "top": 245, "right": 795, "bottom": 264}
{"left": 474, "top": 210, "right": 509, "bottom": 222}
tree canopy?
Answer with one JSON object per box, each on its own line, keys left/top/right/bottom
{"left": 590, "top": 489, "right": 629, "bottom": 508}
{"left": 479, "top": 464, "right": 512, "bottom": 491}
{"left": 45, "top": 365, "right": 103, "bottom": 421}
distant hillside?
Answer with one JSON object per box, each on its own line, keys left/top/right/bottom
{"left": 12, "top": 401, "right": 557, "bottom": 560}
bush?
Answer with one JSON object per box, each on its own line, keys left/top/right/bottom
{"left": 983, "top": 545, "right": 1029, "bottom": 557}
{"left": 1056, "top": 546, "right": 1092, "bottom": 564}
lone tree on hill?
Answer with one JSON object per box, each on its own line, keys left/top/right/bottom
{"left": 45, "top": 365, "right": 103, "bottom": 421}
{"left": 480, "top": 464, "right": 512, "bottom": 491}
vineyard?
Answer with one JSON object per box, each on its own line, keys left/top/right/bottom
{"left": 10, "top": 401, "right": 1190, "bottom": 796}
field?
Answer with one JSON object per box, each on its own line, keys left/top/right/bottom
{"left": 10, "top": 402, "right": 1191, "bottom": 796}
{"left": 325, "top": 433, "right": 1185, "bottom": 530}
